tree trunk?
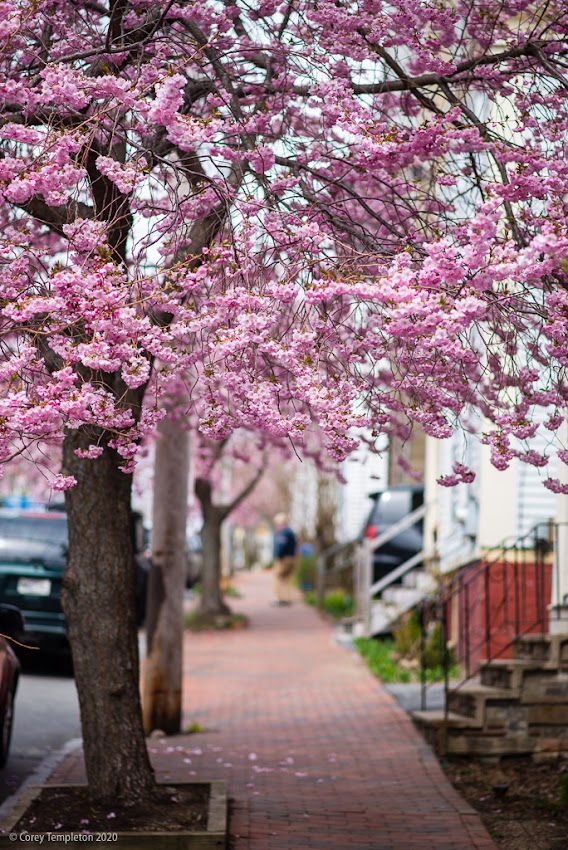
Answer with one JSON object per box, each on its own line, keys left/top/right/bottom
{"left": 195, "top": 478, "right": 231, "bottom": 618}
{"left": 62, "top": 428, "right": 156, "bottom": 805}
{"left": 316, "top": 471, "right": 338, "bottom": 553}
{"left": 142, "top": 418, "right": 189, "bottom": 735}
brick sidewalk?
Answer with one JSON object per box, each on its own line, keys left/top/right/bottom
{"left": 52, "top": 569, "right": 497, "bottom": 850}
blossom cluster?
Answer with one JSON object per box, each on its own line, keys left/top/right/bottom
{"left": 0, "top": 0, "right": 567, "bottom": 486}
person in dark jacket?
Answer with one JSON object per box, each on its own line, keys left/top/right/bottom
{"left": 272, "top": 512, "right": 297, "bottom": 605}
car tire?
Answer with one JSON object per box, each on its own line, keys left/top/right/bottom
{"left": 0, "top": 686, "right": 15, "bottom": 768}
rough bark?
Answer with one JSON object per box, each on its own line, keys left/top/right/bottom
{"left": 195, "top": 478, "right": 231, "bottom": 618}
{"left": 142, "top": 418, "right": 189, "bottom": 735}
{"left": 61, "top": 428, "right": 156, "bottom": 805}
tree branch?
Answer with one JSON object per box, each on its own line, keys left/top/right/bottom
{"left": 292, "top": 41, "right": 560, "bottom": 97}
{"left": 221, "top": 462, "right": 266, "bottom": 520}
{"left": 19, "top": 197, "right": 94, "bottom": 234}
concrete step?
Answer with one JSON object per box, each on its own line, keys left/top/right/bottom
{"left": 411, "top": 709, "right": 472, "bottom": 750}
{"left": 447, "top": 679, "right": 520, "bottom": 727}
{"left": 369, "top": 600, "right": 401, "bottom": 636}
{"left": 412, "top": 708, "right": 472, "bottom": 728}
{"left": 480, "top": 658, "right": 545, "bottom": 690}
{"left": 382, "top": 586, "right": 423, "bottom": 608}
{"left": 443, "top": 730, "right": 539, "bottom": 757}
{"left": 401, "top": 569, "right": 434, "bottom": 592}
{"left": 520, "top": 670, "right": 568, "bottom": 704}
{"left": 412, "top": 708, "right": 539, "bottom": 757}
{"left": 514, "top": 633, "right": 568, "bottom": 666}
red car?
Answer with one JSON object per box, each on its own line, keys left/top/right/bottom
{"left": 0, "top": 604, "right": 23, "bottom": 767}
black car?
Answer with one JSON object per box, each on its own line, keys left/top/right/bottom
{"left": 0, "top": 508, "right": 148, "bottom": 653}
{"left": 362, "top": 485, "right": 424, "bottom": 585}
{"left": 0, "top": 604, "right": 23, "bottom": 767}
{"left": 0, "top": 511, "right": 68, "bottom": 650}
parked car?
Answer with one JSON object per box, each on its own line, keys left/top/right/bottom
{"left": 0, "top": 510, "right": 68, "bottom": 651}
{"left": 362, "top": 485, "right": 424, "bottom": 585}
{"left": 0, "top": 604, "right": 23, "bottom": 767}
{"left": 0, "top": 508, "right": 148, "bottom": 653}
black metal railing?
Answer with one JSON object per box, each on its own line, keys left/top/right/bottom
{"left": 417, "top": 521, "right": 564, "bottom": 712}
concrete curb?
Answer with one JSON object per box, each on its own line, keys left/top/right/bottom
{"left": 0, "top": 737, "right": 82, "bottom": 823}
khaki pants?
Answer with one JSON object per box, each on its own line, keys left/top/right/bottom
{"left": 274, "top": 556, "right": 296, "bottom": 603}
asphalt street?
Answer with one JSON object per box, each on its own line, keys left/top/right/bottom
{"left": 0, "top": 655, "right": 81, "bottom": 806}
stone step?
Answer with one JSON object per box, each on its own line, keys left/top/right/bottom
{"left": 412, "top": 706, "right": 568, "bottom": 757}
{"left": 513, "top": 633, "right": 568, "bottom": 666}
{"left": 411, "top": 708, "right": 472, "bottom": 728}
{"left": 447, "top": 679, "right": 520, "bottom": 727}
{"left": 519, "top": 670, "right": 568, "bottom": 704}
{"left": 443, "top": 729, "right": 539, "bottom": 757}
{"left": 410, "top": 709, "right": 474, "bottom": 752}
{"left": 480, "top": 658, "right": 548, "bottom": 690}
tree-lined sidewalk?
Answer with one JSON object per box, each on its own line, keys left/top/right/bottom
{"left": 53, "top": 569, "right": 497, "bottom": 849}
{"left": 3, "top": 0, "right": 568, "bottom": 807}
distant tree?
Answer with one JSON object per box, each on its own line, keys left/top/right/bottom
{"left": 142, "top": 416, "right": 189, "bottom": 736}
{"left": 193, "top": 432, "right": 271, "bottom": 621}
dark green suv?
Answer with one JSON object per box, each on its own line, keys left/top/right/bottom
{"left": 0, "top": 510, "right": 68, "bottom": 650}
{"left": 0, "top": 509, "right": 149, "bottom": 652}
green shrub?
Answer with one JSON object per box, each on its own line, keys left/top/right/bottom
{"left": 424, "top": 623, "right": 447, "bottom": 669}
{"left": 301, "top": 587, "right": 353, "bottom": 618}
{"left": 392, "top": 610, "right": 421, "bottom": 659}
{"left": 322, "top": 589, "right": 353, "bottom": 619}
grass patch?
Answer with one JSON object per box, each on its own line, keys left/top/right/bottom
{"left": 184, "top": 610, "right": 249, "bottom": 631}
{"left": 354, "top": 636, "right": 459, "bottom": 683}
{"left": 302, "top": 588, "right": 353, "bottom": 619}
{"left": 354, "top": 637, "right": 413, "bottom": 683}
{"left": 184, "top": 721, "right": 208, "bottom": 734}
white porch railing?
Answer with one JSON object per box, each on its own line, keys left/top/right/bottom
{"left": 355, "top": 503, "right": 431, "bottom": 637}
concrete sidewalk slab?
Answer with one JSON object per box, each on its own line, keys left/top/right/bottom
{"left": 50, "top": 569, "right": 498, "bottom": 850}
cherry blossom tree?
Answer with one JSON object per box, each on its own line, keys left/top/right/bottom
{"left": 1, "top": 0, "right": 568, "bottom": 805}
{"left": 193, "top": 433, "right": 268, "bottom": 622}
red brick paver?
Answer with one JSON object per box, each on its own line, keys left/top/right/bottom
{"left": 52, "top": 569, "right": 498, "bottom": 849}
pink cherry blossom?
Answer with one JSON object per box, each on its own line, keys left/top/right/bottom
{"left": 0, "top": 0, "right": 565, "bottom": 492}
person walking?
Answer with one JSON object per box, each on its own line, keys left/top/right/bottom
{"left": 272, "top": 513, "right": 297, "bottom": 605}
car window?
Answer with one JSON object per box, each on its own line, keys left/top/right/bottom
{"left": 0, "top": 516, "right": 68, "bottom": 564}
{"left": 371, "top": 492, "right": 410, "bottom": 526}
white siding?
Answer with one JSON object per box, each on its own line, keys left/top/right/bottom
{"left": 515, "top": 422, "right": 558, "bottom": 540}
{"left": 337, "top": 437, "right": 389, "bottom": 543}
{"left": 436, "top": 431, "right": 480, "bottom": 573}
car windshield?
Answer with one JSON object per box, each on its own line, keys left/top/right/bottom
{"left": 0, "top": 515, "right": 68, "bottom": 564}
{"left": 371, "top": 492, "right": 411, "bottom": 525}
